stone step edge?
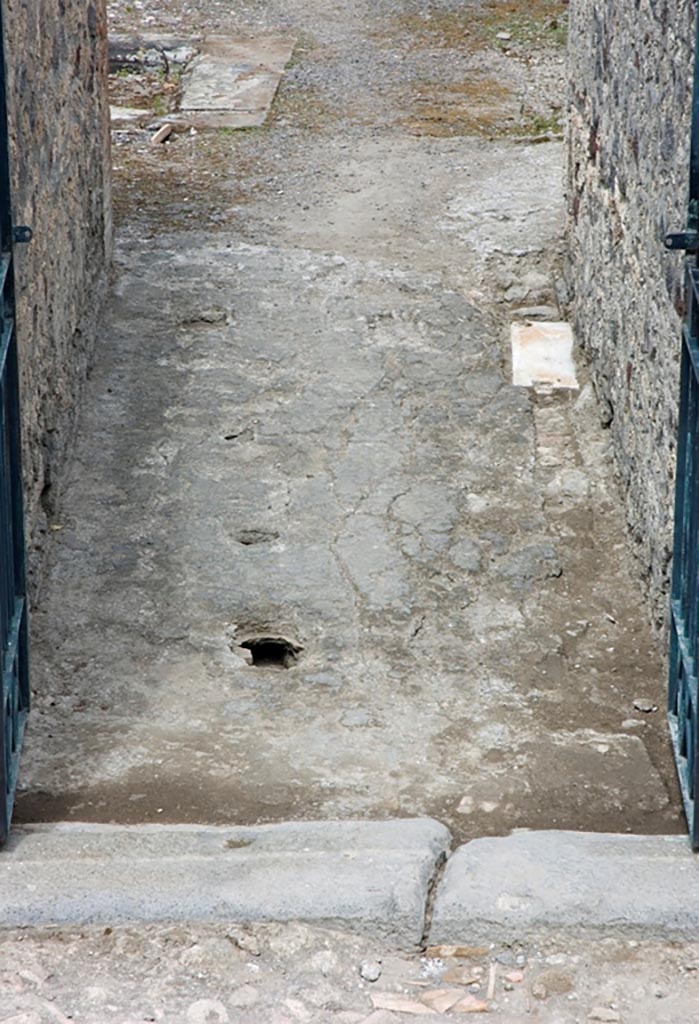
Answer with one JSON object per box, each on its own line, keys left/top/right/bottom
{"left": 2, "top": 822, "right": 698, "bottom": 943}
{"left": 0, "top": 817, "right": 450, "bottom": 950}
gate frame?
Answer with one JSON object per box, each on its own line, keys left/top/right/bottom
{"left": 0, "top": 0, "right": 30, "bottom": 846}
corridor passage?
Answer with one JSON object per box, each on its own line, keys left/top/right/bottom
{"left": 16, "top": 0, "right": 681, "bottom": 840}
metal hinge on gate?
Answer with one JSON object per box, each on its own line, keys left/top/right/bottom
{"left": 665, "top": 231, "right": 699, "bottom": 252}
{"left": 12, "top": 225, "right": 32, "bottom": 244}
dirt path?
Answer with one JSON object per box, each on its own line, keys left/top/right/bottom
{"left": 14, "top": 0, "right": 683, "bottom": 841}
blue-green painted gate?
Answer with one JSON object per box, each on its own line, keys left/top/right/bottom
{"left": 665, "top": 5, "right": 699, "bottom": 851}
{"left": 0, "top": 0, "right": 29, "bottom": 846}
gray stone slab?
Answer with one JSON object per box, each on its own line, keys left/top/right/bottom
{"left": 430, "top": 831, "right": 699, "bottom": 943}
{"left": 182, "top": 62, "right": 280, "bottom": 112}
{"left": 0, "top": 818, "right": 449, "bottom": 948}
{"left": 179, "top": 35, "right": 296, "bottom": 127}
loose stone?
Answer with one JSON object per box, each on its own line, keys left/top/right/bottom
{"left": 360, "top": 960, "right": 382, "bottom": 983}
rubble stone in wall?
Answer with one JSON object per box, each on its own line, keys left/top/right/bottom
{"left": 4, "top": 0, "right": 112, "bottom": 598}
{"left": 567, "top": 0, "right": 694, "bottom": 628}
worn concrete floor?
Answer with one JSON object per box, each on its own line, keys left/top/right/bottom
{"left": 15, "top": 0, "right": 683, "bottom": 841}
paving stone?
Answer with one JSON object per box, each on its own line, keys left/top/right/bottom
{"left": 430, "top": 831, "right": 699, "bottom": 943}
{"left": 178, "top": 34, "right": 296, "bottom": 127}
{"left": 0, "top": 819, "right": 450, "bottom": 949}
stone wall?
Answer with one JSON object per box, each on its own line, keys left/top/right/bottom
{"left": 567, "top": 0, "right": 695, "bottom": 627}
{"left": 5, "top": 0, "right": 112, "bottom": 596}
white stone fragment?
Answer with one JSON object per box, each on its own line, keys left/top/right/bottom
{"left": 511, "top": 321, "right": 578, "bottom": 390}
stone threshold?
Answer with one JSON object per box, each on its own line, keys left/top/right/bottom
{"left": 0, "top": 821, "right": 697, "bottom": 948}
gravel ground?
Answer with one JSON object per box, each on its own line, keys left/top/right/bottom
{"left": 2, "top": 922, "right": 699, "bottom": 1023}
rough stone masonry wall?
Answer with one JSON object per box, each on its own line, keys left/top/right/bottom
{"left": 567, "top": 0, "right": 694, "bottom": 628}
{"left": 5, "top": 0, "right": 112, "bottom": 597}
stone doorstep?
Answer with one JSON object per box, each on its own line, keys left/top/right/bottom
{"left": 0, "top": 823, "right": 697, "bottom": 946}
{"left": 0, "top": 818, "right": 449, "bottom": 950}
{"left": 429, "top": 830, "right": 699, "bottom": 944}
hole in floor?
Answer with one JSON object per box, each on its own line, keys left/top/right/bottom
{"left": 223, "top": 426, "right": 254, "bottom": 442}
{"left": 237, "top": 528, "right": 280, "bottom": 546}
{"left": 239, "top": 636, "right": 302, "bottom": 669}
